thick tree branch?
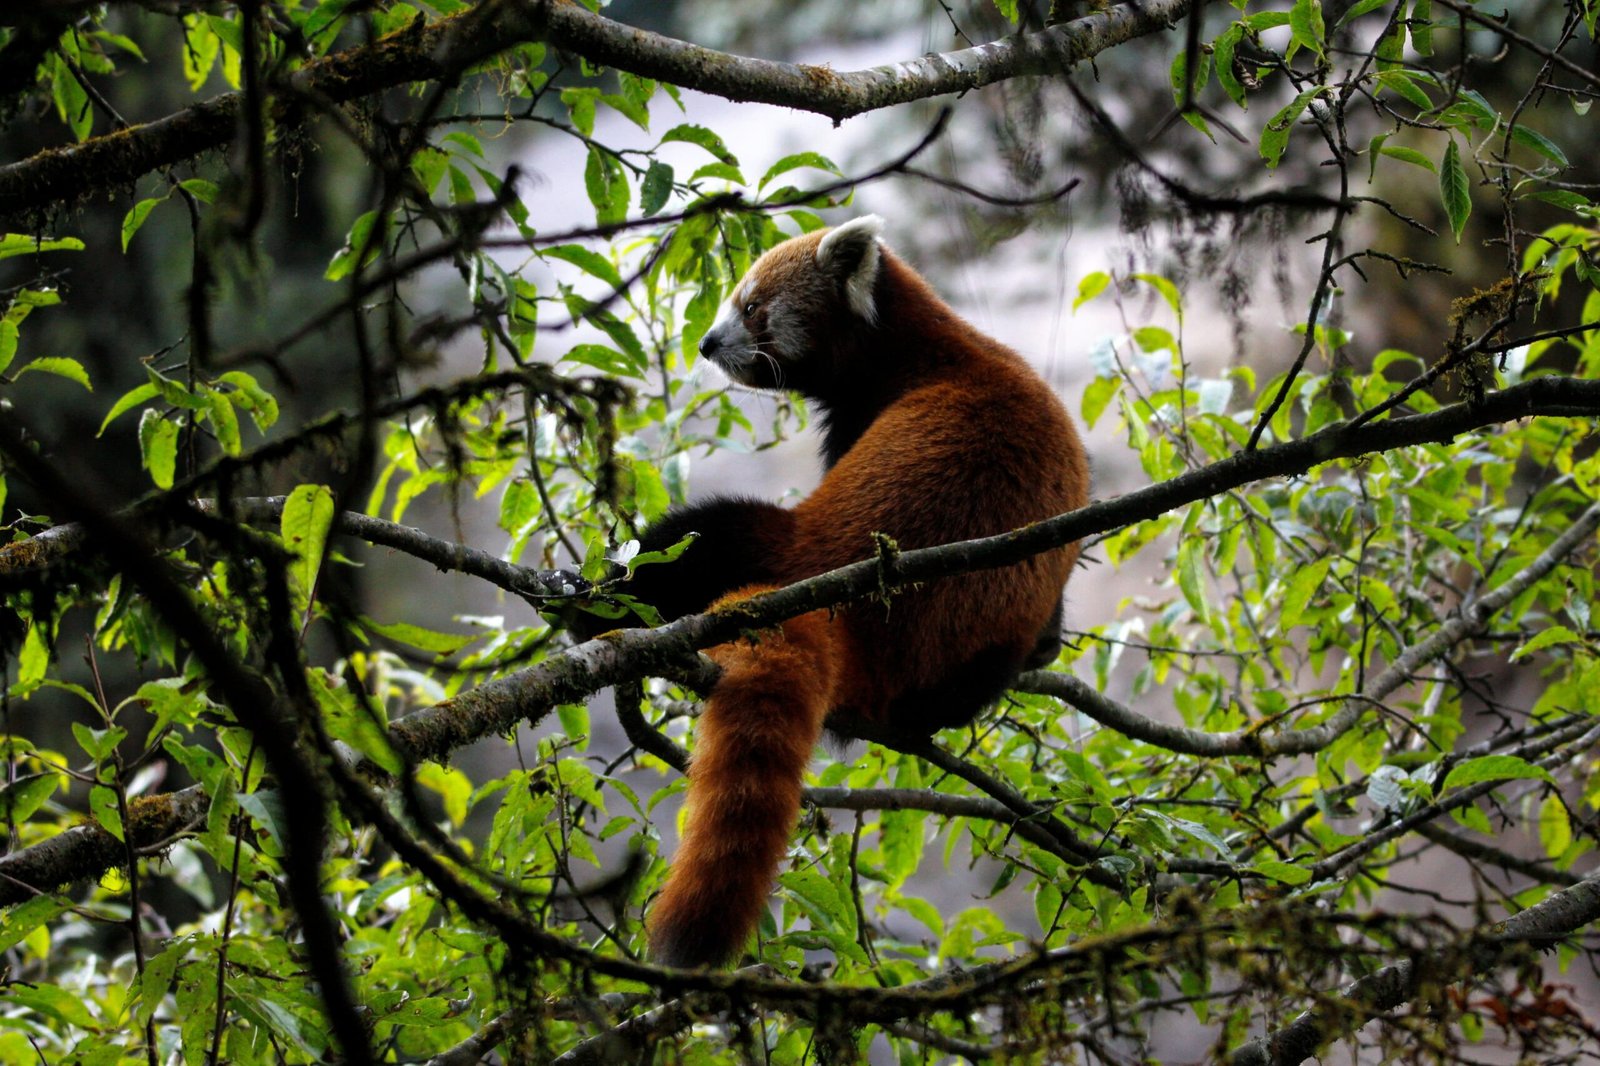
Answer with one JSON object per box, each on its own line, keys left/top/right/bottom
{"left": 0, "top": 0, "right": 1189, "bottom": 223}
{"left": 1228, "top": 868, "right": 1600, "bottom": 1066}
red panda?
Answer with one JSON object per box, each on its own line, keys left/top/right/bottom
{"left": 605, "top": 216, "right": 1089, "bottom": 968}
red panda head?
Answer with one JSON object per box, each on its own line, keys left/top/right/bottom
{"left": 698, "top": 215, "right": 883, "bottom": 396}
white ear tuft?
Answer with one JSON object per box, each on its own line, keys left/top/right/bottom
{"left": 816, "top": 215, "right": 884, "bottom": 324}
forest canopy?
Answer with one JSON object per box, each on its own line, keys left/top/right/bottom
{"left": 0, "top": 0, "right": 1598, "bottom": 1063}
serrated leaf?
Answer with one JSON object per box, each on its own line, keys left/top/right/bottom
{"left": 1441, "top": 755, "right": 1555, "bottom": 791}
{"left": 1440, "top": 139, "right": 1471, "bottom": 243}
{"left": 16, "top": 357, "right": 91, "bottom": 390}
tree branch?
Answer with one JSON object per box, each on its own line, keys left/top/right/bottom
{"left": 1018, "top": 499, "right": 1600, "bottom": 757}
{"left": 0, "top": 0, "right": 1189, "bottom": 223}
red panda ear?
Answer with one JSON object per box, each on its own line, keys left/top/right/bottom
{"left": 816, "top": 215, "right": 883, "bottom": 324}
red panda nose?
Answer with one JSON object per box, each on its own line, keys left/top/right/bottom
{"left": 698, "top": 331, "right": 720, "bottom": 358}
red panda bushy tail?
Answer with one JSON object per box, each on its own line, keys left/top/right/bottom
{"left": 648, "top": 605, "right": 839, "bottom": 969}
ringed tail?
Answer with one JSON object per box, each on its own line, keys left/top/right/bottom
{"left": 648, "top": 605, "right": 839, "bottom": 969}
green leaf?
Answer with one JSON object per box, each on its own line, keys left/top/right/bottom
{"left": 992, "top": 0, "right": 1019, "bottom": 21}
{"left": 659, "top": 124, "right": 737, "bottom": 164}
{"left": 1253, "top": 860, "right": 1312, "bottom": 885}
{"left": 98, "top": 382, "right": 160, "bottom": 435}
{"left": 1439, "top": 139, "right": 1471, "bottom": 243}
{"left": 1214, "top": 25, "right": 1247, "bottom": 107}
{"left": 72, "top": 723, "right": 126, "bottom": 762}
{"left": 1539, "top": 793, "right": 1571, "bottom": 858}
{"left": 1335, "top": 0, "right": 1388, "bottom": 25}
{"left": 640, "top": 161, "right": 674, "bottom": 217}
{"left": 1379, "top": 145, "right": 1436, "bottom": 172}
{"left": 1132, "top": 273, "right": 1183, "bottom": 316}
{"left": 1441, "top": 755, "right": 1555, "bottom": 791}
{"left": 0, "top": 234, "right": 86, "bottom": 260}
{"left": 325, "top": 209, "right": 383, "bottom": 281}
{"left": 282, "top": 484, "right": 335, "bottom": 621}
{"left": 16, "top": 357, "right": 91, "bottom": 390}
{"left": 89, "top": 785, "right": 124, "bottom": 841}
{"left": 205, "top": 387, "right": 241, "bottom": 455}
{"left": 1177, "top": 536, "right": 1208, "bottom": 620}
{"left": 363, "top": 617, "right": 478, "bottom": 655}
{"left": 1509, "top": 124, "right": 1569, "bottom": 167}
{"left": 543, "top": 243, "right": 624, "bottom": 289}
{"left": 179, "top": 178, "right": 220, "bottom": 203}
{"left": 1280, "top": 558, "right": 1332, "bottom": 630}
{"left": 0, "top": 895, "right": 69, "bottom": 954}
{"left": 216, "top": 370, "right": 279, "bottom": 431}
{"left": 1509, "top": 624, "right": 1578, "bottom": 662}
{"left": 133, "top": 942, "right": 190, "bottom": 1028}
{"left": 1260, "top": 87, "right": 1324, "bottom": 168}
{"left": 0, "top": 773, "right": 60, "bottom": 823}
{"left": 1411, "top": 0, "right": 1433, "bottom": 55}
{"left": 0, "top": 320, "right": 16, "bottom": 377}
{"left": 1074, "top": 271, "right": 1111, "bottom": 309}
{"left": 137, "top": 409, "right": 178, "bottom": 489}
{"left": 50, "top": 54, "right": 92, "bottom": 141}
{"left": 121, "top": 198, "right": 162, "bottom": 252}
{"left": 1288, "top": 0, "right": 1326, "bottom": 58}
{"left": 562, "top": 343, "right": 636, "bottom": 377}
{"left": 237, "top": 790, "right": 290, "bottom": 849}
{"left": 1081, "top": 376, "right": 1120, "bottom": 429}
{"left": 759, "top": 151, "right": 842, "bottom": 190}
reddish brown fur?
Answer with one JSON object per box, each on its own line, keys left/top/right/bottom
{"left": 647, "top": 225, "right": 1089, "bottom": 967}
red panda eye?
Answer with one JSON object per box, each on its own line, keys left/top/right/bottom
{"left": 743, "top": 301, "right": 758, "bottom": 317}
